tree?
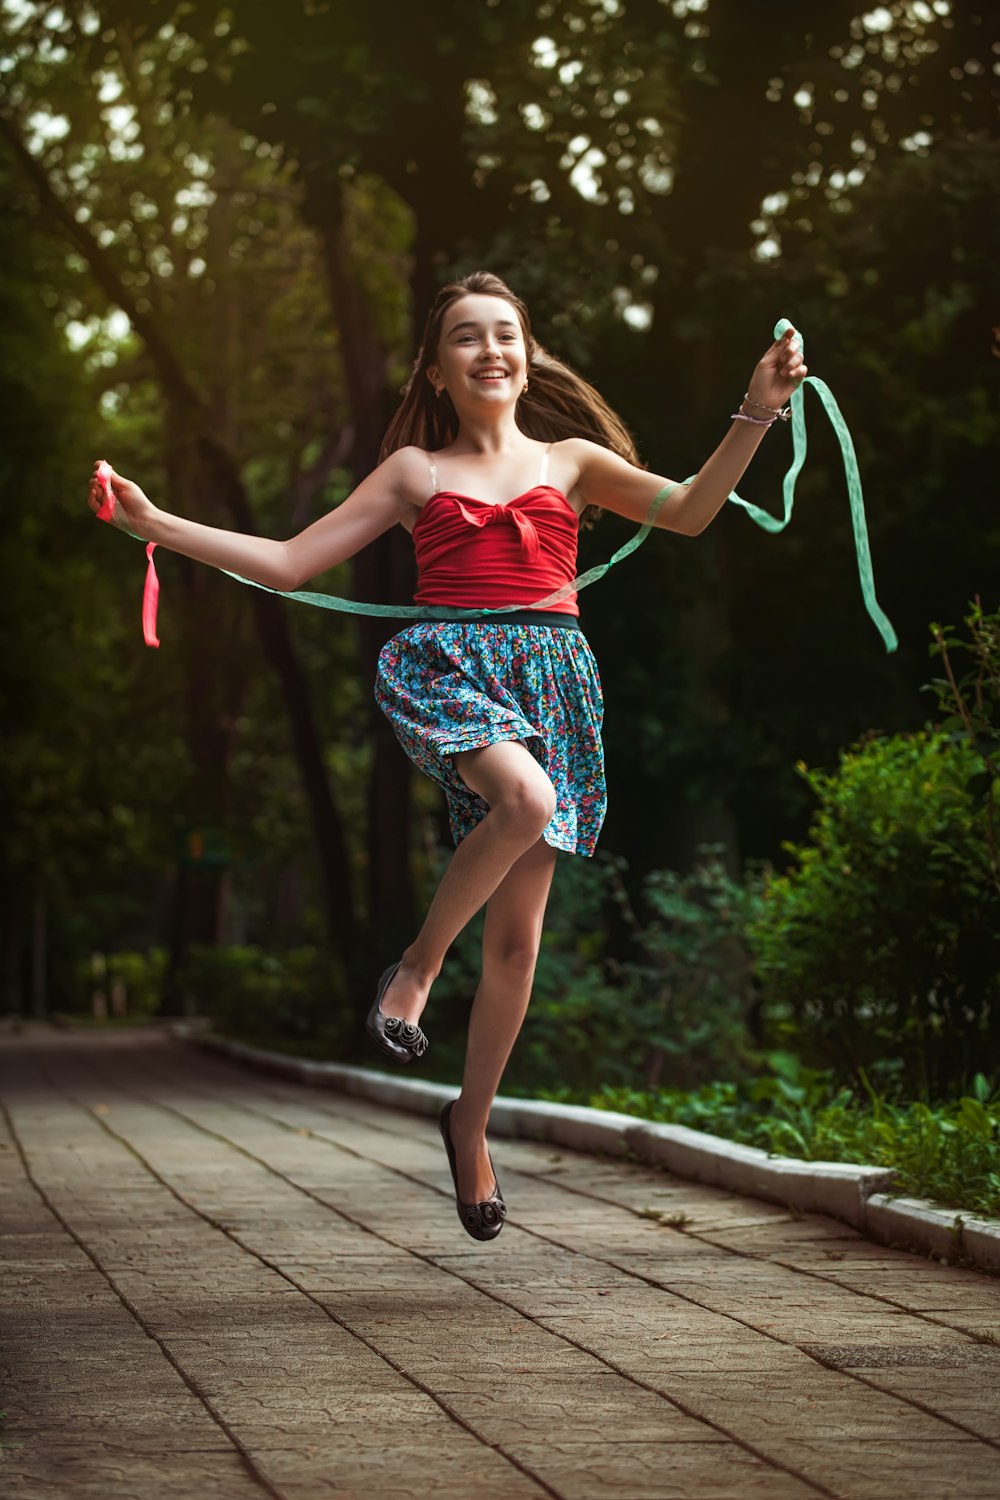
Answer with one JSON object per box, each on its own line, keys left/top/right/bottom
{"left": 0, "top": 5, "right": 367, "bottom": 980}
{"left": 180, "top": 0, "right": 996, "bottom": 873}
{"left": 4, "top": 0, "right": 995, "bottom": 1009}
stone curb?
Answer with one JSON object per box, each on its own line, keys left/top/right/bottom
{"left": 181, "top": 1029, "right": 1000, "bottom": 1271}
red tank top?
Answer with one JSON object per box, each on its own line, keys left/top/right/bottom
{"left": 412, "top": 484, "right": 580, "bottom": 616}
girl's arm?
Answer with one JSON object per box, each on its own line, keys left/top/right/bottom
{"left": 88, "top": 446, "right": 426, "bottom": 591}
{"left": 570, "top": 326, "right": 807, "bottom": 536}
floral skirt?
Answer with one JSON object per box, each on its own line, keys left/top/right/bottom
{"left": 375, "top": 619, "right": 606, "bottom": 856}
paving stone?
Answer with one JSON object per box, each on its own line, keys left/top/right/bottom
{"left": 0, "top": 1448, "right": 260, "bottom": 1500}
{"left": 4, "top": 1025, "right": 1000, "bottom": 1500}
{"left": 439, "top": 1371, "right": 719, "bottom": 1444}
{"left": 920, "top": 1307, "right": 1000, "bottom": 1343}
{"left": 799, "top": 1263, "right": 1000, "bottom": 1312}
{"left": 666, "top": 1370, "right": 962, "bottom": 1441}
{"left": 801, "top": 1342, "right": 1000, "bottom": 1369}
{"left": 774, "top": 1438, "right": 1000, "bottom": 1498}
{"left": 504, "top": 1440, "right": 819, "bottom": 1499}
{"left": 242, "top": 1445, "right": 550, "bottom": 1499}
{"left": 849, "top": 1367, "right": 1000, "bottom": 1443}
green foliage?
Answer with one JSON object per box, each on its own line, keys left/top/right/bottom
{"left": 421, "top": 852, "right": 627, "bottom": 1088}
{"left": 550, "top": 1058, "right": 1000, "bottom": 1220}
{"left": 610, "top": 849, "right": 766, "bottom": 1090}
{"left": 177, "top": 945, "right": 351, "bottom": 1056}
{"left": 926, "top": 598, "right": 1000, "bottom": 891}
{"left": 853, "top": 1068, "right": 1000, "bottom": 1215}
{"left": 750, "top": 731, "right": 1000, "bottom": 1095}
{"left": 5, "top": 0, "right": 998, "bottom": 1055}
{"left": 426, "top": 849, "right": 765, "bottom": 1095}
{"left": 109, "top": 950, "right": 167, "bottom": 1020}
{"left": 76, "top": 950, "right": 167, "bottom": 1022}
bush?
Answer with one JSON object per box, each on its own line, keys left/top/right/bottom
{"left": 177, "top": 944, "right": 350, "bottom": 1056}
{"left": 927, "top": 597, "right": 1000, "bottom": 891}
{"left": 73, "top": 948, "right": 166, "bottom": 1020}
{"left": 424, "top": 849, "right": 766, "bottom": 1096}
{"left": 548, "top": 1057, "right": 1000, "bottom": 1219}
{"left": 609, "top": 849, "right": 766, "bottom": 1091}
{"left": 425, "top": 852, "right": 628, "bottom": 1090}
{"left": 751, "top": 730, "right": 1000, "bottom": 1096}
{"left": 109, "top": 949, "right": 167, "bottom": 1019}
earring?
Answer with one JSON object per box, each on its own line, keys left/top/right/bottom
{"left": 522, "top": 378, "right": 529, "bottom": 393}
{"left": 435, "top": 386, "right": 444, "bottom": 399}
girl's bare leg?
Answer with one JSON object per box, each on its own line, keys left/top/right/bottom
{"left": 380, "top": 740, "right": 556, "bottom": 1023}
{"left": 449, "top": 836, "right": 558, "bottom": 1203}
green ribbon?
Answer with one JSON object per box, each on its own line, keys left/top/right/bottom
{"left": 222, "top": 477, "right": 685, "bottom": 621}
{"left": 201, "top": 317, "right": 897, "bottom": 650}
{"left": 725, "top": 318, "right": 897, "bottom": 652}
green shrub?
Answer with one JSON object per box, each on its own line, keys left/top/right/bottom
{"left": 927, "top": 597, "right": 1000, "bottom": 892}
{"left": 549, "top": 1059, "right": 1000, "bottom": 1219}
{"left": 611, "top": 849, "right": 766, "bottom": 1091}
{"left": 425, "top": 852, "right": 628, "bottom": 1089}
{"left": 108, "top": 949, "right": 167, "bottom": 1019}
{"left": 751, "top": 731, "right": 1000, "bottom": 1096}
{"left": 178, "top": 944, "right": 350, "bottom": 1055}
{"left": 426, "top": 849, "right": 765, "bottom": 1096}
{"left": 73, "top": 948, "right": 166, "bottom": 1020}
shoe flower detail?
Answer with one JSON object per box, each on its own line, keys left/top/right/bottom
{"left": 382, "top": 1014, "right": 428, "bottom": 1055}
{"left": 404, "top": 1024, "right": 429, "bottom": 1056}
{"left": 380, "top": 1008, "right": 428, "bottom": 1056}
{"left": 462, "top": 1196, "right": 504, "bottom": 1231}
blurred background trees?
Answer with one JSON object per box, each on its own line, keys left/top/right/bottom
{"left": 2, "top": 1, "right": 996, "bottom": 1080}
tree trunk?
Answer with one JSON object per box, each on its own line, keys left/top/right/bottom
{"left": 309, "top": 183, "right": 416, "bottom": 945}
{"left": 159, "top": 410, "right": 238, "bottom": 1011}
{"left": 197, "top": 436, "right": 360, "bottom": 964}
{"left": 31, "top": 889, "right": 46, "bottom": 1019}
{"left": 1, "top": 114, "right": 359, "bottom": 975}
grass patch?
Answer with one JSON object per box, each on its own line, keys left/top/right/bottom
{"left": 535, "top": 1057, "right": 1000, "bottom": 1221}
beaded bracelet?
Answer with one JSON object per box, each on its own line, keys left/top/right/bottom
{"left": 731, "top": 409, "right": 776, "bottom": 427}
{"left": 743, "top": 391, "right": 792, "bottom": 421}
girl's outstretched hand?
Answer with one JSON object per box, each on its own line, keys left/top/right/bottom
{"left": 89, "top": 461, "right": 157, "bottom": 538}
{"left": 745, "top": 326, "right": 808, "bottom": 412}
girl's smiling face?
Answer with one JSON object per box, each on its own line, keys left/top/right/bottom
{"left": 427, "top": 294, "right": 528, "bottom": 410}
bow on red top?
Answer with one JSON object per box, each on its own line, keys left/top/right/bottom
{"left": 455, "top": 500, "right": 541, "bottom": 562}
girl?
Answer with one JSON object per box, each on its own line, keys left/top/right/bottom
{"left": 89, "top": 271, "right": 806, "bottom": 1242}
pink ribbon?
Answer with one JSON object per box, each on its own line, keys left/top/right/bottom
{"left": 455, "top": 500, "right": 540, "bottom": 562}
{"left": 95, "top": 459, "right": 116, "bottom": 522}
{"left": 141, "top": 542, "right": 160, "bottom": 648}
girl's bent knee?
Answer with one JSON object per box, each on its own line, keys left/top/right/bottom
{"left": 495, "top": 780, "right": 556, "bottom": 839}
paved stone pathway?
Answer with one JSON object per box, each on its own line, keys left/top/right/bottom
{"left": 1, "top": 1027, "right": 999, "bottom": 1500}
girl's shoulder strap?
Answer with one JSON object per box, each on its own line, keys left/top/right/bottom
{"left": 426, "top": 451, "right": 440, "bottom": 497}
{"left": 539, "top": 441, "right": 553, "bottom": 487}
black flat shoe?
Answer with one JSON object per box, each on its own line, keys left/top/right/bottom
{"left": 439, "top": 1100, "right": 507, "bottom": 1242}
{"left": 365, "top": 962, "right": 429, "bottom": 1063}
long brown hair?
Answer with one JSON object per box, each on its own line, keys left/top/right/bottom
{"left": 379, "top": 271, "right": 642, "bottom": 525}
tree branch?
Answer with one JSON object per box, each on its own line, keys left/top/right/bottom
{"left": 0, "top": 106, "right": 204, "bottom": 418}
{"left": 290, "top": 422, "right": 353, "bottom": 527}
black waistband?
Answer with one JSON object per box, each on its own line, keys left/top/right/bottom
{"left": 415, "top": 609, "right": 580, "bottom": 629}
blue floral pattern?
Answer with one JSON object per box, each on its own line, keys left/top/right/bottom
{"left": 375, "top": 621, "right": 607, "bottom": 856}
